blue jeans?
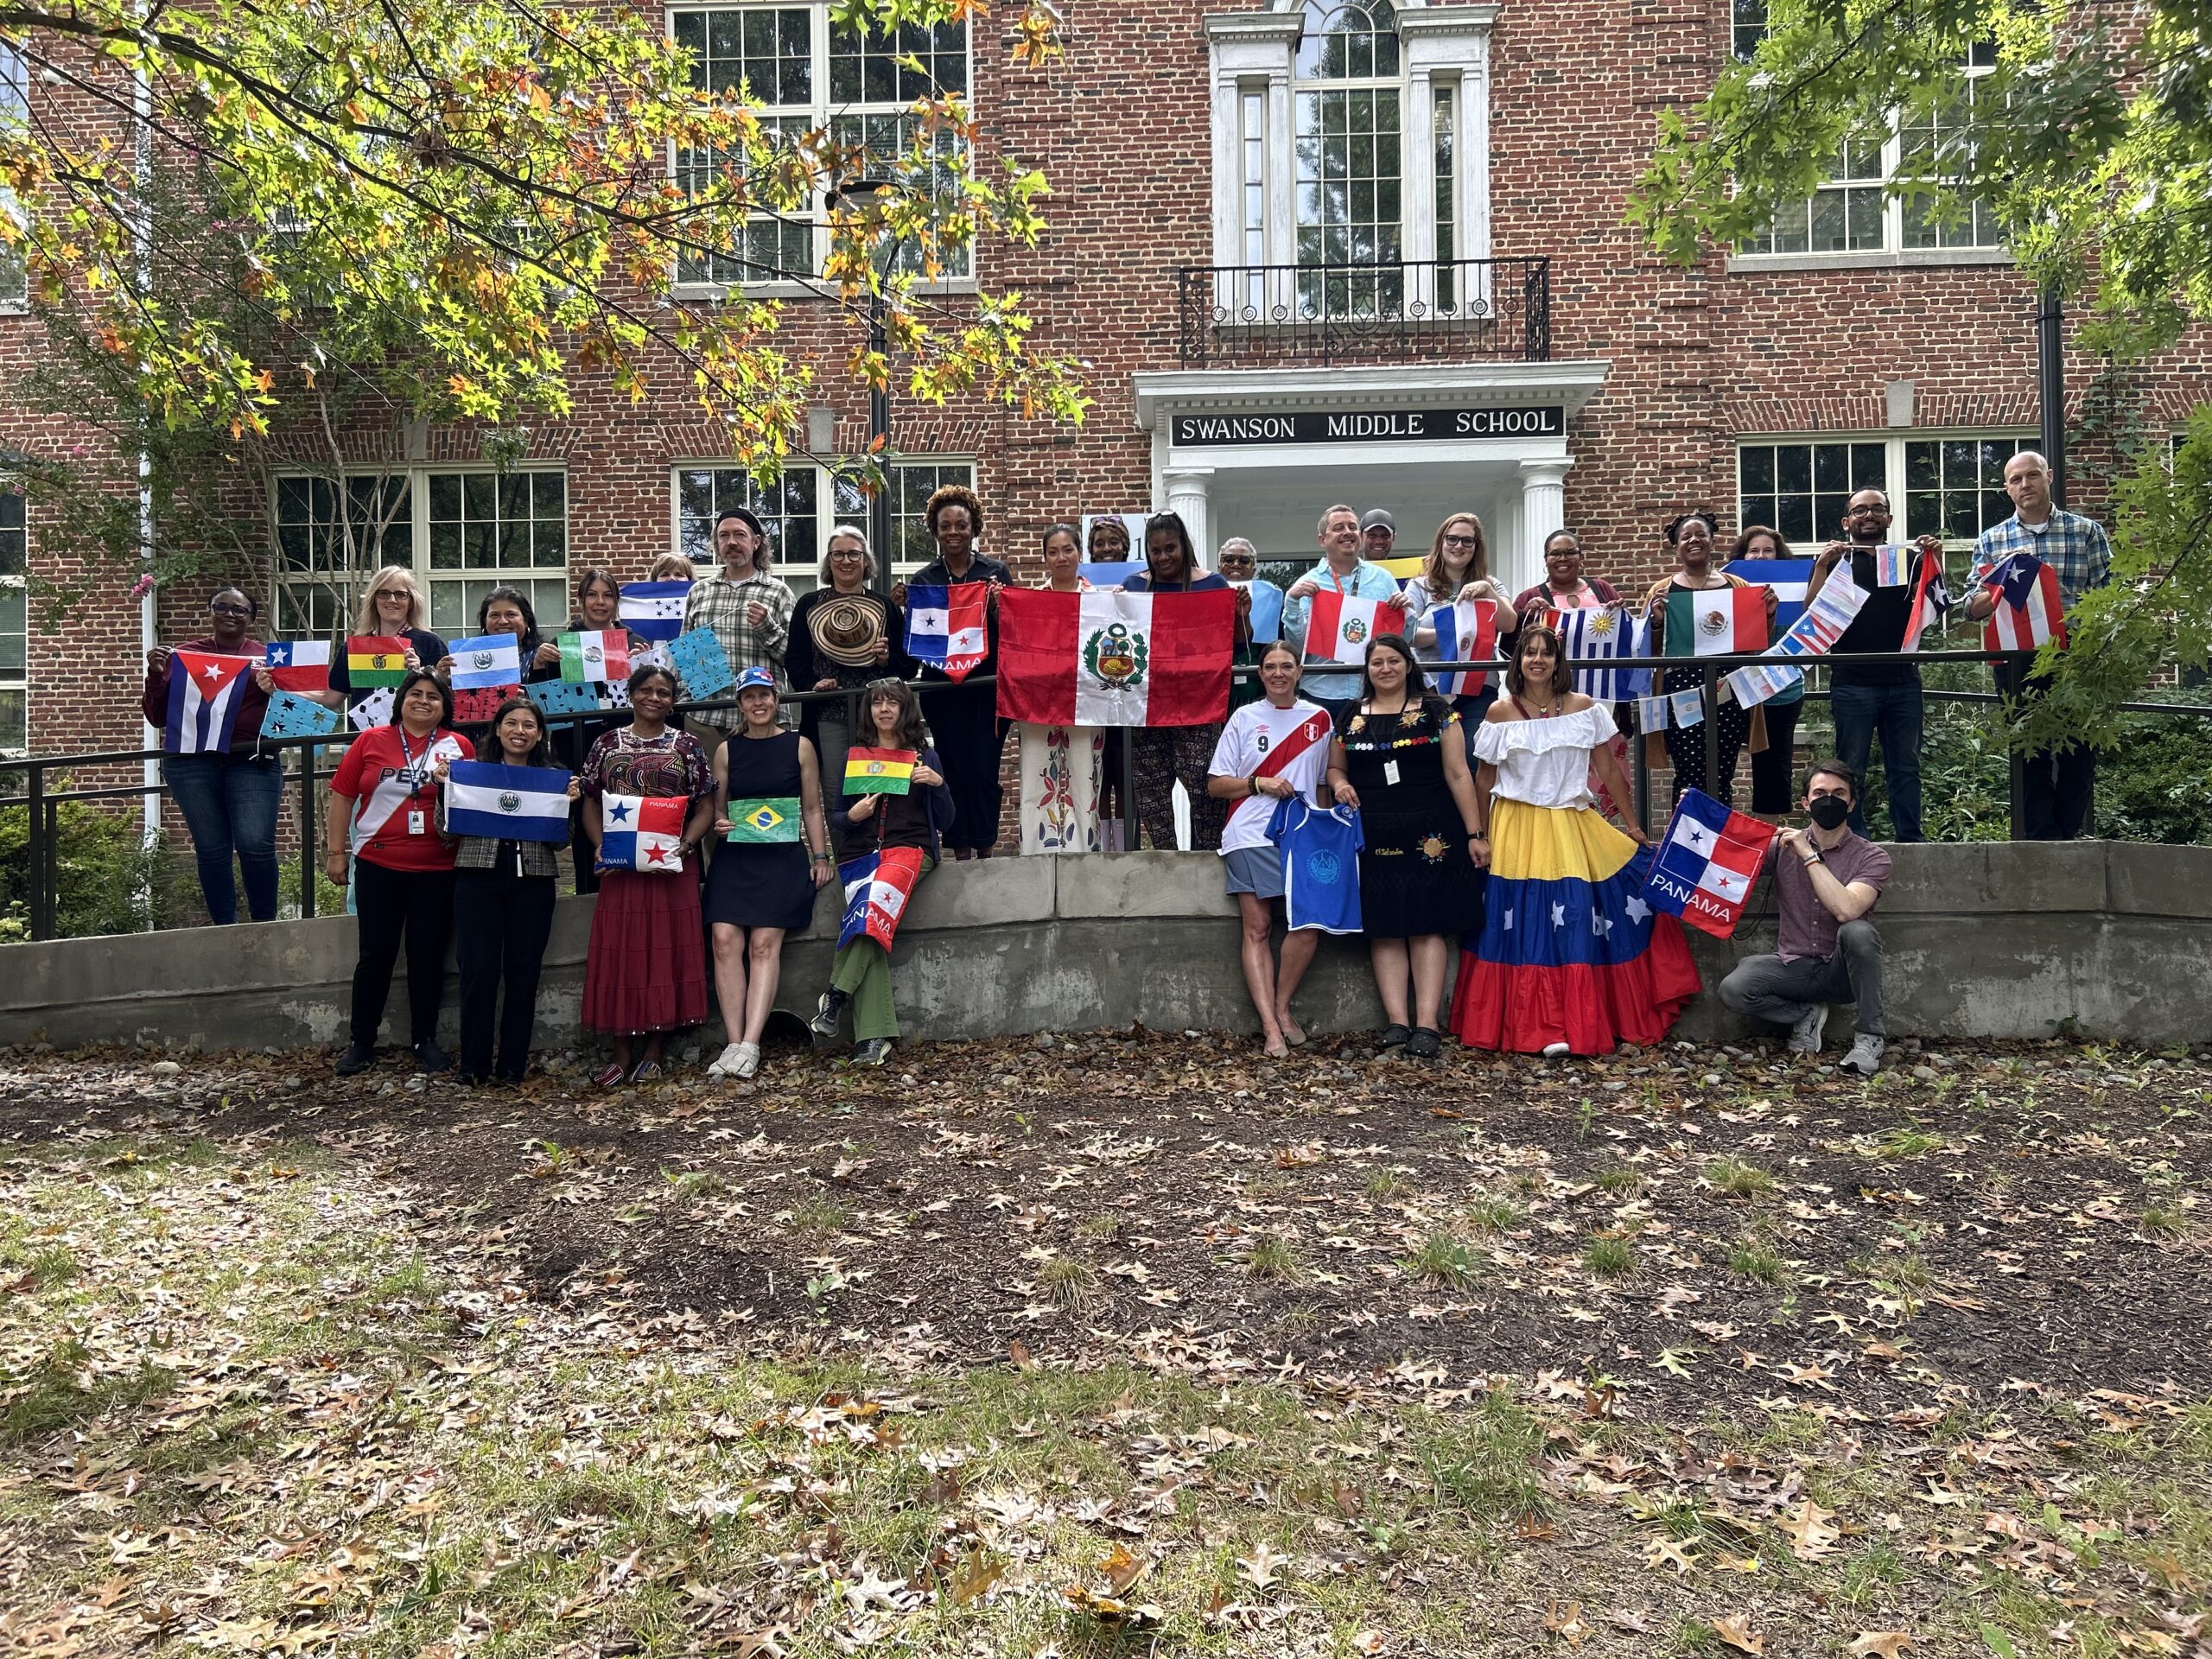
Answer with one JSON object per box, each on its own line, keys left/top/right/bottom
{"left": 164, "top": 751, "right": 283, "bottom": 924}
{"left": 1828, "top": 680, "right": 1923, "bottom": 842}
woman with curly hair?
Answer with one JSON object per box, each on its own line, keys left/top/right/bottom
{"left": 893, "top": 482, "right": 1013, "bottom": 857}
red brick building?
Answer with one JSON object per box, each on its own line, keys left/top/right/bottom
{"left": 4, "top": 0, "right": 2207, "bottom": 763}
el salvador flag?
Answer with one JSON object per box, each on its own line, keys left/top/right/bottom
{"left": 444, "top": 761, "right": 572, "bottom": 843}
{"left": 1726, "top": 557, "right": 1815, "bottom": 636}
{"left": 620, "top": 580, "right": 690, "bottom": 644}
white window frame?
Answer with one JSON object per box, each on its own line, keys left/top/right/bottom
{"left": 1734, "top": 430, "right": 2036, "bottom": 553}
{"left": 0, "top": 486, "right": 26, "bottom": 753}
{"left": 670, "top": 458, "right": 976, "bottom": 596}
{"left": 0, "top": 41, "right": 28, "bottom": 314}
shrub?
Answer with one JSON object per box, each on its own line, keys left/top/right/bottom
{"left": 0, "top": 789, "right": 178, "bottom": 940}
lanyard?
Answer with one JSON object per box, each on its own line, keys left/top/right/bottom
{"left": 395, "top": 726, "right": 429, "bottom": 786}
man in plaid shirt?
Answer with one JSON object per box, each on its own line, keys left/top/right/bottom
{"left": 683, "top": 507, "right": 796, "bottom": 733}
{"left": 1964, "top": 450, "right": 2111, "bottom": 840}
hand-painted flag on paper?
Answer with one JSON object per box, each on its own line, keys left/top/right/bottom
{"left": 349, "top": 687, "right": 395, "bottom": 730}
{"left": 1303, "top": 589, "right": 1408, "bottom": 665}
{"left": 1980, "top": 554, "right": 2067, "bottom": 652}
{"left": 728, "top": 797, "right": 802, "bottom": 843}
{"left": 844, "top": 747, "right": 916, "bottom": 796}
{"left": 263, "top": 640, "right": 331, "bottom": 693}
{"left": 905, "top": 584, "right": 990, "bottom": 682}
{"left": 345, "top": 635, "right": 410, "bottom": 687}
{"left": 996, "top": 587, "right": 1234, "bottom": 728}
{"left": 258, "top": 690, "right": 343, "bottom": 741}
{"left": 448, "top": 633, "right": 524, "bottom": 689}
{"left": 1770, "top": 574, "right": 1867, "bottom": 660}
{"left": 445, "top": 761, "right": 572, "bottom": 843}
{"left": 1901, "top": 554, "right": 1953, "bottom": 652}
{"left": 1232, "top": 579, "right": 1286, "bottom": 645}
{"left": 838, "top": 845, "right": 927, "bottom": 951}
{"left": 163, "top": 652, "right": 257, "bottom": 754}
{"left": 1724, "top": 557, "right": 1814, "bottom": 635}
{"left": 1428, "top": 598, "right": 1498, "bottom": 697}
{"left": 666, "top": 629, "right": 736, "bottom": 700}
{"left": 1687, "top": 586, "right": 1770, "bottom": 657}
{"left": 620, "top": 580, "right": 690, "bottom": 643}
{"left": 452, "top": 684, "right": 522, "bottom": 725}
{"left": 560, "top": 629, "right": 631, "bottom": 684}
{"left": 1642, "top": 787, "right": 1777, "bottom": 940}
{"left": 1723, "top": 664, "right": 1805, "bottom": 710}
{"left": 597, "top": 793, "right": 685, "bottom": 873}
{"left": 1547, "top": 605, "right": 1649, "bottom": 702}
{"left": 1871, "top": 543, "right": 1913, "bottom": 587}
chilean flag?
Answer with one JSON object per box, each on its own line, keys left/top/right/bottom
{"left": 1429, "top": 599, "right": 1498, "bottom": 696}
{"left": 1901, "top": 555, "right": 1952, "bottom": 652}
{"left": 1305, "top": 589, "right": 1408, "bottom": 666}
{"left": 1642, "top": 787, "right": 1777, "bottom": 940}
{"left": 906, "top": 583, "right": 990, "bottom": 682}
{"left": 1688, "top": 586, "right": 1770, "bottom": 658}
{"left": 164, "top": 652, "right": 258, "bottom": 754}
{"left": 995, "top": 588, "right": 1234, "bottom": 728}
{"left": 1981, "top": 555, "right": 2067, "bottom": 652}
{"left": 597, "top": 793, "right": 686, "bottom": 873}
{"left": 838, "top": 845, "right": 927, "bottom": 952}
{"left": 263, "top": 640, "right": 331, "bottom": 692}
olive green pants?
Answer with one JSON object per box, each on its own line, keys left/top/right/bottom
{"left": 828, "top": 854, "right": 934, "bottom": 1040}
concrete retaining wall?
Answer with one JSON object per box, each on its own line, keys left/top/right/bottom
{"left": 4, "top": 842, "right": 2209, "bottom": 1052}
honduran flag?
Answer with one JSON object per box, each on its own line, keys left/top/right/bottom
{"left": 164, "top": 652, "right": 258, "bottom": 754}
{"left": 1901, "top": 554, "right": 1953, "bottom": 653}
{"left": 1428, "top": 598, "right": 1498, "bottom": 697}
{"left": 1547, "top": 605, "right": 1650, "bottom": 702}
{"left": 1642, "top": 787, "right": 1777, "bottom": 940}
{"left": 561, "top": 630, "right": 632, "bottom": 684}
{"left": 1687, "top": 586, "right": 1770, "bottom": 658}
{"left": 1980, "top": 554, "right": 2067, "bottom": 652}
{"left": 597, "top": 793, "right": 685, "bottom": 873}
{"left": 444, "top": 761, "right": 572, "bottom": 843}
{"left": 620, "top": 580, "right": 690, "bottom": 643}
{"left": 995, "top": 587, "right": 1235, "bottom": 728}
{"left": 838, "top": 845, "right": 927, "bottom": 952}
{"left": 448, "top": 633, "right": 524, "bottom": 689}
{"left": 905, "top": 584, "right": 990, "bottom": 682}
{"left": 262, "top": 640, "right": 331, "bottom": 692}
{"left": 1304, "top": 589, "right": 1409, "bottom": 665}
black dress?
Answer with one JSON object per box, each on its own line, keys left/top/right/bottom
{"left": 910, "top": 552, "right": 1014, "bottom": 850}
{"left": 703, "top": 730, "right": 814, "bottom": 931}
{"left": 1338, "top": 696, "right": 1484, "bottom": 941}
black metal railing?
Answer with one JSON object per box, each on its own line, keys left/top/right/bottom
{"left": 1174, "top": 257, "right": 1552, "bottom": 368}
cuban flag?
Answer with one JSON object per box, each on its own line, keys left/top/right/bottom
{"left": 1642, "top": 787, "right": 1777, "bottom": 940}
{"left": 1428, "top": 598, "right": 1498, "bottom": 697}
{"left": 995, "top": 588, "right": 1235, "bottom": 728}
{"left": 1688, "top": 586, "right": 1770, "bottom": 658}
{"left": 445, "top": 762, "right": 572, "bottom": 843}
{"left": 1547, "top": 606, "right": 1650, "bottom": 702}
{"left": 1980, "top": 554, "right": 2067, "bottom": 652}
{"left": 263, "top": 640, "right": 331, "bottom": 693}
{"left": 838, "top": 845, "right": 927, "bottom": 952}
{"left": 620, "top": 580, "right": 690, "bottom": 644}
{"left": 906, "top": 583, "right": 991, "bottom": 682}
{"left": 1724, "top": 557, "right": 1814, "bottom": 636}
{"left": 1304, "top": 589, "right": 1409, "bottom": 666}
{"left": 163, "top": 652, "right": 257, "bottom": 754}
{"left": 597, "top": 793, "right": 686, "bottom": 873}
{"left": 448, "top": 633, "right": 524, "bottom": 690}
{"left": 1902, "top": 556, "right": 1953, "bottom": 652}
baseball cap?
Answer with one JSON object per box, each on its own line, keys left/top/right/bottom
{"left": 1359, "top": 509, "right": 1396, "bottom": 535}
{"left": 734, "top": 665, "right": 777, "bottom": 691}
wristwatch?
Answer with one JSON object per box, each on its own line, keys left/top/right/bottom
{"left": 1800, "top": 849, "right": 1821, "bottom": 867}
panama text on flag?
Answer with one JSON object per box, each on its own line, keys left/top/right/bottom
{"left": 1980, "top": 554, "right": 2068, "bottom": 652}
{"left": 995, "top": 587, "right": 1235, "bottom": 728}
{"left": 620, "top": 580, "right": 690, "bottom": 643}
{"left": 1303, "top": 589, "right": 1408, "bottom": 666}
{"left": 1688, "top": 586, "right": 1770, "bottom": 657}
{"left": 444, "top": 762, "right": 573, "bottom": 843}
{"left": 1428, "top": 598, "right": 1498, "bottom": 696}
{"left": 597, "top": 793, "right": 686, "bottom": 873}
{"left": 839, "top": 846, "right": 927, "bottom": 952}
{"left": 904, "top": 584, "right": 990, "bottom": 682}
{"left": 1546, "top": 605, "right": 1649, "bottom": 702}
{"left": 561, "top": 630, "right": 632, "bottom": 684}
{"left": 345, "top": 635, "right": 410, "bottom": 687}
{"left": 448, "top": 633, "right": 524, "bottom": 690}
{"left": 728, "top": 798, "right": 802, "bottom": 843}
{"left": 263, "top": 640, "right": 331, "bottom": 693}
{"left": 164, "top": 652, "right": 257, "bottom": 754}
{"left": 1641, "top": 787, "right": 1777, "bottom": 940}
{"left": 1901, "top": 553, "right": 1953, "bottom": 652}
{"left": 844, "top": 747, "right": 916, "bottom": 796}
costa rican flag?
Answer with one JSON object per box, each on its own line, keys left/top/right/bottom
{"left": 262, "top": 639, "right": 331, "bottom": 692}
{"left": 1303, "top": 589, "right": 1409, "bottom": 666}
{"left": 444, "top": 761, "right": 572, "bottom": 843}
{"left": 597, "top": 793, "right": 685, "bottom": 873}
{"left": 1980, "top": 554, "right": 2068, "bottom": 652}
{"left": 163, "top": 652, "right": 257, "bottom": 754}
{"left": 995, "top": 588, "right": 1234, "bottom": 728}
{"left": 620, "top": 580, "right": 690, "bottom": 643}
{"left": 1428, "top": 598, "right": 1498, "bottom": 697}
{"left": 838, "top": 845, "right": 927, "bottom": 952}
{"left": 1641, "top": 787, "right": 1777, "bottom": 941}
{"left": 905, "top": 583, "right": 990, "bottom": 682}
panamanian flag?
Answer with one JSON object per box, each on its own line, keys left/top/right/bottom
{"left": 838, "top": 845, "right": 927, "bottom": 952}
{"left": 164, "top": 652, "right": 257, "bottom": 754}
{"left": 620, "top": 580, "right": 690, "bottom": 643}
{"left": 262, "top": 640, "right": 331, "bottom": 693}
{"left": 445, "top": 761, "right": 572, "bottom": 843}
{"left": 1642, "top": 787, "right": 1777, "bottom": 940}
{"left": 1980, "top": 554, "right": 2068, "bottom": 652}
{"left": 906, "top": 583, "right": 990, "bottom": 682}
{"left": 995, "top": 587, "right": 1234, "bottom": 728}
{"left": 597, "top": 793, "right": 685, "bottom": 873}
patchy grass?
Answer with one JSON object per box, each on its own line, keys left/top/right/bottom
{"left": 1582, "top": 1231, "right": 1637, "bottom": 1278}
{"left": 1401, "top": 1230, "right": 1483, "bottom": 1288}
{"left": 1700, "top": 1154, "right": 1777, "bottom": 1198}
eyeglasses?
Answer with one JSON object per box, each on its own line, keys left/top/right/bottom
{"left": 375, "top": 589, "right": 410, "bottom": 602}
{"left": 1442, "top": 534, "right": 1480, "bottom": 547}
{"left": 830, "top": 549, "right": 867, "bottom": 560}
{"left": 209, "top": 603, "right": 252, "bottom": 617}
{"left": 1846, "top": 503, "right": 1891, "bottom": 516}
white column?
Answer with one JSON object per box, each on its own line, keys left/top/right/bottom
{"left": 1163, "top": 467, "right": 1215, "bottom": 564}
{"left": 1516, "top": 458, "right": 1573, "bottom": 596}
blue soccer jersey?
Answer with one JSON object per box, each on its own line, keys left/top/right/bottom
{"left": 1267, "top": 798, "right": 1364, "bottom": 934}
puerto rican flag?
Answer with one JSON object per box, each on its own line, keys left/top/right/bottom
{"left": 597, "top": 793, "right": 686, "bottom": 873}
{"left": 164, "top": 652, "right": 258, "bottom": 754}
{"left": 1304, "top": 589, "right": 1408, "bottom": 667}
{"left": 1901, "top": 555, "right": 1953, "bottom": 652}
{"left": 1980, "top": 554, "right": 2067, "bottom": 652}
{"left": 1642, "top": 787, "right": 1777, "bottom": 941}
{"left": 1428, "top": 599, "right": 1498, "bottom": 697}
{"left": 838, "top": 845, "right": 927, "bottom": 952}
{"left": 1688, "top": 586, "right": 1770, "bottom": 658}
{"left": 995, "top": 588, "right": 1234, "bottom": 728}
{"left": 906, "top": 583, "right": 991, "bottom": 682}
{"left": 262, "top": 639, "right": 331, "bottom": 693}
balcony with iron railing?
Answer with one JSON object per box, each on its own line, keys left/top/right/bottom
{"left": 1174, "top": 256, "right": 1551, "bottom": 369}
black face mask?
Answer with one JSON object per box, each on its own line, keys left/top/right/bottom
{"left": 1806, "top": 794, "right": 1853, "bottom": 830}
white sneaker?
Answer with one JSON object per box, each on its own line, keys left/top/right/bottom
{"left": 707, "top": 1042, "right": 747, "bottom": 1078}
{"left": 1840, "top": 1033, "right": 1885, "bottom": 1077}
{"left": 1541, "top": 1041, "right": 1571, "bottom": 1058}
{"left": 732, "top": 1041, "right": 760, "bottom": 1080}
{"left": 1787, "top": 1004, "right": 1829, "bottom": 1054}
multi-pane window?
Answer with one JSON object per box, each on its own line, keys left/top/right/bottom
{"left": 1738, "top": 132, "right": 1888, "bottom": 257}
{"left": 0, "top": 488, "right": 23, "bottom": 750}
{"left": 424, "top": 470, "right": 569, "bottom": 636}
{"left": 673, "top": 461, "right": 974, "bottom": 594}
{"left": 0, "top": 43, "right": 26, "bottom": 308}
{"left": 1236, "top": 87, "right": 1268, "bottom": 314}
{"left": 833, "top": 461, "right": 973, "bottom": 573}
{"left": 1899, "top": 48, "right": 2002, "bottom": 251}
{"left": 1904, "top": 435, "right": 2025, "bottom": 542}
{"left": 272, "top": 474, "right": 413, "bottom": 636}
{"left": 1737, "top": 434, "right": 2031, "bottom": 548}
{"left": 1294, "top": 0, "right": 1404, "bottom": 315}
{"left": 1433, "top": 83, "right": 1457, "bottom": 310}
{"left": 1738, "top": 441, "right": 1889, "bottom": 545}
{"left": 1732, "top": 0, "right": 1766, "bottom": 60}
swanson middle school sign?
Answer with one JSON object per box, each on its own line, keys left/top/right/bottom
{"left": 1169, "top": 406, "right": 1567, "bottom": 447}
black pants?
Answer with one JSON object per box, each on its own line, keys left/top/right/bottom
{"left": 351, "top": 861, "right": 456, "bottom": 1048}
{"left": 569, "top": 808, "right": 601, "bottom": 895}
{"left": 920, "top": 675, "right": 1007, "bottom": 851}
{"left": 1748, "top": 695, "right": 1802, "bottom": 815}
{"left": 1997, "top": 658, "right": 2096, "bottom": 840}
{"left": 454, "top": 863, "right": 557, "bottom": 1079}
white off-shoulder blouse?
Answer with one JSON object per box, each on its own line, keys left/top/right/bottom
{"left": 1470, "top": 702, "right": 1617, "bottom": 810}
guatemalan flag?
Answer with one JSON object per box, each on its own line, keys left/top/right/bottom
{"left": 1642, "top": 787, "right": 1777, "bottom": 940}
{"left": 1428, "top": 598, "right": 1498, "bottom": 697}
{"left": 444, "top": 762, "right": 573, "bottom": 842}
{"left": 1304, "top": 589, "right": 1409, "bottom": 666}
{"left": 839, "top": 846, "right": 927, "bottom": 952}
{"left": 164, "top": 652, "right": 258, "bottom": 754}
{"left": 906, "top": 583, "right": 990, "bottom": 682}
{"left": 1980, "top": 554, "right": 2067, "bottom": 652}
{"left": 1547, "top": 606, "right": 1650, "bottom": 702}
{"left": 620, "top": 580, "right": 690, "bottom": 644}
{"left": 262, "top": 640, "right": 331, "bottom": 693}
{"left": 597, "top": 793, "right": 686, "bottom": 873}
{"left": 995, "top": 587, "right": 1235, "bottom": 728}
{"left": 1724, "top": 557, "right": 1814, "bottom": 636}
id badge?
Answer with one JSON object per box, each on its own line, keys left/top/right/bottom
{"left": 407, "top": 810, "right": 427, "bottom": 836}
{"left": 1383, "top": 759, "right": 1402, "bottom": 786}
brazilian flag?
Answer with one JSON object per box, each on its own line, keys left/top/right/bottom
{"left": 728, "top": 797, "right": 802, "bottom": 843}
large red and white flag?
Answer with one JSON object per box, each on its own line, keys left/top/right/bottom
{"left": 1304, "top": 589, "right": 1409, "bottom": 665}
{"left": 1980, "top": 555, "right": 2068, "bottom": 652}
{"left": 996, "top": 588, "right": 1234, "bottom": 728}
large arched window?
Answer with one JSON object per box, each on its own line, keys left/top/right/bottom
{"left": 1294, "top": 1, "right": 1403, "bottom": 272}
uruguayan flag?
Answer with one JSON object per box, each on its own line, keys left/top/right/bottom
{"left": 620, "top": 580, "right": 691, "bottom": 643}
{"left": 443, "top": 761, "right": 573, "bottom": 842}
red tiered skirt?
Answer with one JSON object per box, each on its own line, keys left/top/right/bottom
{"left": 582, "top": 868, "right": 710, "bottom": 1035}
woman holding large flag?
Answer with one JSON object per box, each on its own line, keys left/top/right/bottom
{"left": 143, "top": 585, "right": 279, "bottom": 925}
{"left": 1408, "top": 512, "right": 1516, "bottom": 738}
{"left": 786, "top": 525, "right": 906, "bottom": 838}
{"left": 1014, "top": 523, "right": 1108, "bottom": 854}
{"left": 325, "top": 669, "right": 473, "bottom": 1076}
{"left": 893, "top": 485, "right": 1011, "bottom": 859}
{"left": 1122, "top": 512, "right": 1232, "bottom": 852}
{"left": 1640, "top": 512, "right": 1777, "bottom": 806}
{"left": 1452, "top": 626, "right": 1700, "bottom": 1057}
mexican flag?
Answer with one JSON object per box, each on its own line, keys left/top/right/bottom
{"left": 995, "top": 588, "right": 1235, "bottom": 728}
{"left": 1683, "top": 586, "right": 1770, "bottom": 657}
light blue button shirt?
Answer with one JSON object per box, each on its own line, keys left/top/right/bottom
{"left": 1282, "top": 558, "right": 1405, "bottom": 703}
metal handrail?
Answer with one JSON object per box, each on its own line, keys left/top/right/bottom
{"left": 1173, "top": 256, "right": 1552, "bottom": 366}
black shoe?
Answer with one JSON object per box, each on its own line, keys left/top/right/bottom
{"left": 848, "top": 1038, "right": 893, "bottom": 1067}
{"left": 334, "top": 1042, "right": 377, "bottom": 1077}
{"left": 810, "top": 988, "right": 850, "bottom": 1045}
{"left": 413, "top": 1040, "right": 454, "bottom": 1074}
{"left": 1377, "top": 1023, "right": 1412, "bottom": 1049}
{"left": 453, "top": 1068, "right": 486, "bottom": 1086}
{"left": 1405, "top": 1027, "right": 1443, "bottom": 1060}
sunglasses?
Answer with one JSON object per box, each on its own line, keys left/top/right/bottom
{"left": 210, "top": 603, "right": 253, "bottom": 617}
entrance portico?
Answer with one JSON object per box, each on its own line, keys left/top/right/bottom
{"left": 1133, "top": 360, "right": 1609, "bottom": 593}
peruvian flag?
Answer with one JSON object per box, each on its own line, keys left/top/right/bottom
{"left": 1688, "top": 585, "right": 1770, "bottom": 657}
{"left": 164, "top": 652, "right": 258, "bottom": 754}
{"left": 1643, "top": 787, "right": 1777, "bottom": 940}
{"left": 1304, "top": 589, "right": 1409, "bottom": 666}
{"left": 995, "top": 588, "right": 1234, "bottom": 728}
{"left": 1980, "top": 554, "right": 2067, "bottom": 652}
{"left": 263, "top": 639, "right": 331, "bottom": 692}
{"left": 838, "top": 845, "right": 927, "bottom": 952}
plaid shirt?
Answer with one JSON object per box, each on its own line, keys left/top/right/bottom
{"left": 683, "top": 566, "right": 797, "bottom": 728}
{"left": 1970, "top": 507, "right": 2112, "bottom": 611}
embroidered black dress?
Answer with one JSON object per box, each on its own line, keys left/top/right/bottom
{"left": 1337, "top": 696, "right": 1485, "bottom": 941}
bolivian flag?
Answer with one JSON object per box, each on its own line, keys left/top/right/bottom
{"left": 346, "top": 635, "right": 410, "bottom": 687}
{"left": 728, "top": 797, "right": 802, "bottom": 843}
{"left": 844, "top": 746, "right": 916, "bottom": 796}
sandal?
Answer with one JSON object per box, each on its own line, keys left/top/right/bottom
{"left": 628, "top": 1058, "right": 664, "bottom": 1084}
{"left": 1377, "top": 1023, "right": 1412, "bottom": 1049}
{"left": 1405, "top": 1027, "right": 1443, "bottom": 1060}
{"left": 592, "top": 1062, "right": 626, "bottom": 1089}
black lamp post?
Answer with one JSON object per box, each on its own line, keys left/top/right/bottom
{"left": 828, "top": 176, "right": 900, "bottom": 596}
